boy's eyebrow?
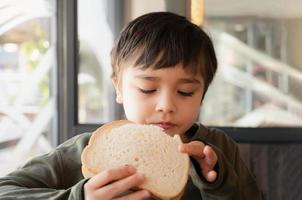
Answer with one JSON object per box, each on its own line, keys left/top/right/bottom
{"left": 134, "top": 75, "right": 159, "bottom": 81}
{"left": 134, "top": 75, "right": 202, "bottom": 84}
{"left": 177, "top": 78, "right": 201, "bottom": 84}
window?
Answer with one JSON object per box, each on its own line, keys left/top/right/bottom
{"left": 0, "top": 0, "right": 57, "bottom": 176}
{"left": 77, "top": 0, "right": 118, "bottom": 123}
{"left": 75, "top": 0, "right": 302, "bottom": 142}
{"left": 201, "top": 1, "right": 302, "bottom": 128}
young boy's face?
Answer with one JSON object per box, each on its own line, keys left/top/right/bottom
{"left": 112, "top": 63, "right": 204, "bottom": 136}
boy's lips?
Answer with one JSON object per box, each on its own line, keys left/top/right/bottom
{"left": 154, "top": 122, "right": 176, "bottom": 131}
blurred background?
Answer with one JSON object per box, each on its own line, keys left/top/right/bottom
{"left": 0, "top": 0, "right": 302, "bottom": 199}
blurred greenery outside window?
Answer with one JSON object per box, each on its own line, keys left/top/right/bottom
{"left": 0, "top": 0, "right": 56, "bottom": 176}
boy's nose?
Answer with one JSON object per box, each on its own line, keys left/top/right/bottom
{"left": 155, "top": 92, "right": 176, "bottom": 113}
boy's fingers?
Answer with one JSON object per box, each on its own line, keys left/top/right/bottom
{"left": 179, "top": 141, "right": 218, "bottom": 182}
{"left": 204, "top": 170, "right": 217, "bottom": 183}
{"left": 96, "top": 172, "right": 146, "bottom": 199}
{"left": 200, "top": 146, "right": 217, "bottom": 173}
{"left": 179, "top": 141, "right": 206, "bottom": 160}
{"left": 87, "top": 165, "right": 136, "bottom": 189}
{"left": 114, "top": 190, "right": 150, "bottom": 200}
{"left": 203, "top": 145, "right": 218, "bottom": 168}
{"left": 201, "top": 146, "right": 218, "bottom": 182}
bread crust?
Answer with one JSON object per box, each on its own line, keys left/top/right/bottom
{"left": 81, "top": 120, "right": 189, "bottom": 200}
{"left": 81, "top": 120, "right": 131, "bottom": 177}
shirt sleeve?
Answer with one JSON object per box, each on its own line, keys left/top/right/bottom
{"left": 0, "top": 134, "right": 90, "bottom": 200}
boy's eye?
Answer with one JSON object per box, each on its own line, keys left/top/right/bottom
{"left": 139, "top": 88, "right": 156, "bottom": 94}
{"left": 178, "top": 91, "right": 194, "bottom": 97}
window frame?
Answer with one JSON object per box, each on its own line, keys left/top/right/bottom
{"left": 57, "top": 0, "right": 78, "bottom": 143}
{"left": 56, "top": 0, "right": 302, "bottom": 144}
{"left": 56, "top": 0, "right": 125, "bottom": 143}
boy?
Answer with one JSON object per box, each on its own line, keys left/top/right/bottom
{"left": 0, "top": 12, "right": 261, "bottom": 199}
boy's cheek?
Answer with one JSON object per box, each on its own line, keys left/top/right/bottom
{"left": 123, "top": 101, "right": 148, "bottom": 124}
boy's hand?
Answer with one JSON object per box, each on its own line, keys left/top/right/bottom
{"left": 84, "top": 165, "right": 150, "bottom": 200}
{"left": 179, "top": 141, "right": 218, "bottom": 182}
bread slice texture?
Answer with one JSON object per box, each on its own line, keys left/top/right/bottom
{"left": 81, "top": 120, "right": 189, "bottom": 200}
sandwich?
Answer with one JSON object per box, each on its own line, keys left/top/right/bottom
{"left": 81, "top": 120, "right": 189, "bottom": 200}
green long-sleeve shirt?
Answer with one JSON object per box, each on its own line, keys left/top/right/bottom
{"left": 0, "top": 123, "right": 261, "bottom": 199}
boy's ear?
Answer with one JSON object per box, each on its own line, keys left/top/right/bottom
{"left": 111, "top": 76, "right": 123, "bottom": 104}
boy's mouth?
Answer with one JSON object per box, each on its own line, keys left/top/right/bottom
{"left": 154, "top": 122, "right": 176, "bottom": 132}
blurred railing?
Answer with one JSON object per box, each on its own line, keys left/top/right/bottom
{"left": 0, "top": 0, "right": 55, "bottom": 176}
{"left": 202, "top": 27, "right": 302, "bottom": 126}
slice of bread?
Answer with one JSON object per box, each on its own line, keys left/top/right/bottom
{"left": 81, "top": 120, "right": 189, "bottom": 200}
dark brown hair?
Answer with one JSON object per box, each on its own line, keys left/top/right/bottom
{"left": 111, "top": 12, "right": 217, "bottom": 96}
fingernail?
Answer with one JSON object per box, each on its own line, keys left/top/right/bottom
{"left": 143, "top": 191, "right": 150, "bottom": 199}
{"left": 178, "top": 145, "right": 183, "bottom": 152}
{"left": 125, "top": 165, "right": 136, "bottom": 173}
{"left": 178, "top": 145, "right": 182, "bottom": 151}
{"left": 137, "top": 173, "right": 145, "bottom": 180}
